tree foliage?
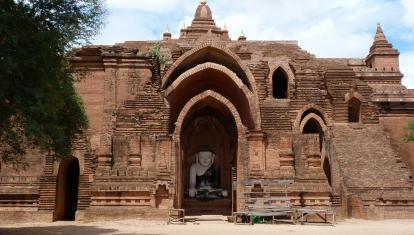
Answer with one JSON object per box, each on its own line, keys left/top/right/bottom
{"left": 149, "top": 42, "right": 167, "bottom": 65}
{"left": 0, "top": 0, "right": 105, "bottom": 166}
{"left": 403, "top": 121, "right": 414, "bottom": 141}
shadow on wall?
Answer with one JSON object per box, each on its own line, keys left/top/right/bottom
{"left": 0, "top": 225, "right": 138, "bottom": 235}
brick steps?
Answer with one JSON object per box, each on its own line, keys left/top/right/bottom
{"left": 332, "top": 124, "right": 412, "bottom": 189}
{"left": 330, "top": 193, "right": 342, "bottom": 207}
{"left": 123, "top": 95, "right": 165, "bottom": 109}
{"left": 38, "top": 176, "right": 57, "bottom": 211}
{"left": 249, "top": 62, "right": 269, "bottom": 101}
{"left": 115, "top": 84, "right": 169, "bottom": 133}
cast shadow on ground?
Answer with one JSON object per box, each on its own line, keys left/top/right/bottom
{"left": 0, "top": 225, "right": 157, "bottom": 235}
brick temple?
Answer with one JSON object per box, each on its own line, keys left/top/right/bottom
{"left": 1, "top": 1, "right": 414, "bottom": 222}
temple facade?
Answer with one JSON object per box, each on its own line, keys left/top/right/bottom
{"left": 1, "top": 1, "right": 414, "bottom": 222}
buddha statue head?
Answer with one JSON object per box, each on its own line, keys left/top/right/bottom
{"left": 196, "top": 151, "right": 215, "bottom": 168}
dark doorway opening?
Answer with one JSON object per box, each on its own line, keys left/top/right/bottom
{"left": 54, "top": 157, "right": 80, "bottom": 221}
{"left": 348, "top": 97, "right": 361, "bottom": 123}
{"left": 272, "top": 68, "right": 288, "bottom": 99}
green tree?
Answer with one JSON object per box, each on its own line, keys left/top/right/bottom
{"left": 149, "top": 42, "right": 167, "bottom": 65}
{"left": 0, "top": 0, "right": 105, "bottom": 167}
{"left": 403, "top": 121, "right": 414, "bottom": 141}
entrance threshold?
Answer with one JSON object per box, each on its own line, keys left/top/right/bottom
{"left": 185, "top": 215, "right": 229, "bottom": 223}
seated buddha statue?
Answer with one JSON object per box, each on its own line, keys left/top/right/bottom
{"left": 188, "top": 151, "right": 227, "bottom": 198}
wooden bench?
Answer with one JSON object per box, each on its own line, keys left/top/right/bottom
{"left": 233, "top": 179, "right": 296, "bottom": 225}
{"left": 297, "top": 208, "right": 335, "bottom": 225}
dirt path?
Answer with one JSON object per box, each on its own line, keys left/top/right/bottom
{"left": 1, "top": 219, "right": 414, "bottom": 235}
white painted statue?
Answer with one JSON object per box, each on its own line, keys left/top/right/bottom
{"left": 188, "top": 151, "right": 227, "bottom": 198}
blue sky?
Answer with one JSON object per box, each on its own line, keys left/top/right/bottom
{"left": 93, "top": 0, "right": 414, "bottom": 88}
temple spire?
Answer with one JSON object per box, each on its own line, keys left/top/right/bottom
{"left": 194, "top": 0, "right": 213, "bottom": 20}
{"left": 374, "top": 23, "right": 388, "bottom": 44}
{"left": 179, "top": 0, "right": 230, "bottom": 41}
{"left": 163, "top": 25, "right": 171, "bottom": 41}
{"left": 366, "top": 23, "right": 401, "bottom": 76}
{"left": 367, "top": 23, "right": 398, "bottom": 56}
{"left": 238, "top": 30, "right": 246, "bottom": 41}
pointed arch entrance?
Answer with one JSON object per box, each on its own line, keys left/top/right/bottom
{"left": 173, "top": 91, "right": 246, "bottom": 215}
{"left": 53, "top": 157, "right": 80, "bottom": 221}
{"left": 299, "top": 112, "right": 331, "bottom": 186}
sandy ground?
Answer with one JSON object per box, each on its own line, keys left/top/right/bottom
{"left": 1, "top": 217, "right": 414, "bottom": 235}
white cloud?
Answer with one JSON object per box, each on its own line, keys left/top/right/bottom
{"left": 402, "top": 0, "right": 414, "bottom": 29}
{"left": 296, "top": 19, "right": 373, "bottom": 58}
{"left": 209, "top": 0, "right": 402, "bottom": 58}
{"left": 106, "top": 0, "right": 189, "bottom": 13}
{"left": 401, "top": 52, "right": 414, "bottom": 88}
{"left": 94, "top": 0, "right": 414, "bottom": 88}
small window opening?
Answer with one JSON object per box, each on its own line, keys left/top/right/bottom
{"left": 272, "top": 68, "right": 288, "bottom": 99}
{"left": 348, "top": 97, "right": 361, "bottom": 123}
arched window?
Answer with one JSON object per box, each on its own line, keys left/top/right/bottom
{"left": 348, "top": 97, "right": 361, "bottom": 123}
{"left": 272, "top": 68, "right": 288, "bottom": 99}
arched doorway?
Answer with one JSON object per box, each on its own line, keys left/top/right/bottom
{"left": 54, "top": 157, "right": 80, "bottom": 221}
{"left": 300, "top": 112, "right": 331, "bottom": 184}
{"left": 302, "top": 117, "right": 324, "bottom": 151}
{"left": 180, "top": 98, "right": 238, "bottom": 215}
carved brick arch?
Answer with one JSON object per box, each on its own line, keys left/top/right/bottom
{"left": 268, "top": 62, "right": 296, "bottom": 84}
{"left": 165, "top": 62, "right": 251, "bottom": 98}
{"left": 299, "top": 113, "right": 328, "bottom": 134}
{"left": 299, "top": 112, "right": 333, "bottom": 188}
{"left": 345, "top": 91, "right": 364, "bottom": 103}
{"left": 162, "top": 43, "right": 258, "bottom": 95}
{"left": 166, "top": 62, "right": 260, "bottom": 131}
{"left": 293, "top": 104, "right": 332, "bottom": 133}
{"left": 266, "top": 62, "right": 295, "bottom": 99}
{"left": 174, "top": 90, "right": 245, "bottom": 137}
